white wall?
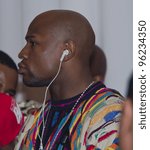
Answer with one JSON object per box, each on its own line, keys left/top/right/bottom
{"left": 0, "top": 0, "right": 23, "bottom": 63}
{"left": 0, "top": 0, "right": 132, "bottom": 100}
{"left": 101, "top": 0, "right": 133, "bottom": 96}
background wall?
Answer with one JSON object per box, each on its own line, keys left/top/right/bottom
{"left": 0, "top": 0, "right": 132, "bottom": 102}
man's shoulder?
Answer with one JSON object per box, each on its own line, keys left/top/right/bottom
{"left": 89, "top": 85, "right": 123, "bottom": 106}
{"left": 70, "top": 85, "right": 123, "bottom": 149}
{"left": 82, "top": 85, "right": 124, "bottom": 119}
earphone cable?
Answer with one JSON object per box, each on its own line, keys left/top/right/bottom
{"left": 37, "top": 60, "right": 63, "bottom": 150}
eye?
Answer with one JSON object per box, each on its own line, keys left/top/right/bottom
{"left": 30, "top": 40, "right": 36, "bottom": 47}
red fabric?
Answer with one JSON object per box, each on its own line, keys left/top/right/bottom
{"left": 87, "top": 145, "right": 95, "bottom": 150}
{"left": 98, "top": 130, "right": 117, "bottom": 142}
{"left": 0, "top": 93, "right": 24, "bottom": 147}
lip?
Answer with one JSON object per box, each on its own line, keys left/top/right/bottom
{"left": 18, "top": 62, "right": 27, "bottom": 74}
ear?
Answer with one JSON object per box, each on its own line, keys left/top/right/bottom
{"left": 0, "top": 72, "right": 5, "bottom": 92}
{"left": 62, "top": 40, "right": 76, "bottom": 62}
{"left": 0, "top": 80, "right": 5, "bottom": 92}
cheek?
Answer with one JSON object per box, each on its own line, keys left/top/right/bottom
{"left": 28, "top": 56, "right": 54, "bottom": 79}
{"left": 28, "top": 49, "right": 61, "bottom": 80}
{"left": 30, "top": 60, "right": 48, "bottom": 77}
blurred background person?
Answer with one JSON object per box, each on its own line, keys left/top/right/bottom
{"left": 119, "top": 74, "right": 133, "bottom": 150}
{"left": 0, "top": 50, "right": 18, "bottom": 96}
{"left": 90, "top": 45, "right": 107, "bottom": 82}
{"left": 0, "top": 50, "right": 24, "bottom": 150}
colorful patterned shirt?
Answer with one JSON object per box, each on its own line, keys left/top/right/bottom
{"left": 15, "top": 82, "right": 123, "bottom": 150}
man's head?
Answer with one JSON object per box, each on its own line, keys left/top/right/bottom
{"left": 18, "top": 10, "right": 95, "bottom": 87}
{"left": 90, "top": 45, "right": 107, "bottom": 82}
{"left": 0, "top": 51, "right": 18, "bottom": 96}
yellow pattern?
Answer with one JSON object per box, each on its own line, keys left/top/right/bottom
{"left": 90, "top": 104, "right": 122, "bottom": 127}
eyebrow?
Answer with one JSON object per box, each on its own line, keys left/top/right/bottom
{"left": 25, "top": 35, "right": 35, "bottom": 41}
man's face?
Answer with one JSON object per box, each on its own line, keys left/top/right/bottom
{"left": 18, "top": 19, "right": 63, "bottom": 87}
{"left": 0, "top": 64, "right": 18, "bottom": 96}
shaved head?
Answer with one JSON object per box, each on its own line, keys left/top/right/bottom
{"left": 29, "top": 10, "right": 95, "bottom": 63}
{"left": 19, "top": 10, "right": 95, "bottom": 99}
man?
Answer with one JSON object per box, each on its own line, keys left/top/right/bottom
{"left": 23, "top": 45, "right": 107, "bottom": 115}
{"left": 16, "top": 10, "right": 123, "bottom": 150}
{"left": 0, "top": 50, "right": 18, "bottom": 96}
{"left": 90, "top": 45, "right": 107, "bottom": 82}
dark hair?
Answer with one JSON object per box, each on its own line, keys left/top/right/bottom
{"left": 0, "top": 50, "right": 17, "bottom": 71}
{"left": 127, "top": 74, "right": 133, "bottom": 100}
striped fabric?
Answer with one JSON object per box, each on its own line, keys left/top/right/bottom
{"left": 15, "top": 82, "right": 123, "bottom": 150}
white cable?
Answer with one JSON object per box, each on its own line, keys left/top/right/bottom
{"left": 42, "top": 60, "right": 62, "bottom": 117}
{"left": 37, "top": 60, "right": 63, "bottom": 150}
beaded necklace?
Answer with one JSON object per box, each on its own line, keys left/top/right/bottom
{"left": 37, "top": 81, "right": 95, "bottom": 150}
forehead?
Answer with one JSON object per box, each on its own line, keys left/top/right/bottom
{"left": 26, "top": 19, "right": 57, "bottom": 42}
{"left": 0, "top": 63, "right": 11, "bottom": 71}
{"left": 27, "top": 23, "right": 51, "bottom": 37}
{"left": 0, "top": 64, "right": 17, "bottom": 76}
{"left": 27, "top": 13, "right": 68, "bottom": 40}
{"left": 28, "top": 14, "right": 56, "bottom": 33}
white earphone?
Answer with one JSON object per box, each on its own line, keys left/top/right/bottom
{"left": 60, "top": 49, "right": 69, "bottom": 62}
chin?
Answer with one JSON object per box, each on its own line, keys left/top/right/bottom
{"left": 23, "top": 78, "right": 49, "bottom": 87}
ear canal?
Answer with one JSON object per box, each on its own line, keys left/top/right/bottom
{"left": 60, "top": 49, "right": 69, "bottom": 62}
{"left": 63, "top": 49, "right": 69, "bottom": 55}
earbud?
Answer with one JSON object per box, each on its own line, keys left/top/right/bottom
{"left": 60, "top": 49, "right": 69, "bottom": 62}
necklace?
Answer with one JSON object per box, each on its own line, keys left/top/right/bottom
{"left": 38, "top": 81, "right": 95, "bottom": 150}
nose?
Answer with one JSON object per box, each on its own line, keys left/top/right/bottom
{"left": 18, "top": 45, "right": 28, "bottom": 59}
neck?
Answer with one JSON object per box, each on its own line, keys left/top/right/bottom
{"left": 49, "top": 74, "right": 93, "bottom": 101}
